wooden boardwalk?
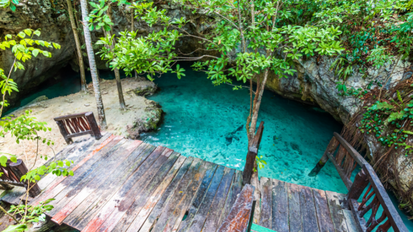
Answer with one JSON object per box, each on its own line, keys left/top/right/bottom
{"left": 3, "top": 133, "right": 247, "bottom": 231}
{"left": 252, "top": 177, "right": 358, "bottom": 232}
{"left": 1, "top": 123, "right": 407, "bottom": 232}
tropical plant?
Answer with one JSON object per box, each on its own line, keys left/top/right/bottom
{"left": 79, "top": 0, "right": 107, "bottom": 129}
{"left": 89, "top": 0, "right": 131, "bottom": 110}
{"left": 0, "top": 29, "right": 74, "bottom": 231}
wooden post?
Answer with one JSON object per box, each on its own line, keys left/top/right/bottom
{"left": 309, "top": 136, "right": 339, "bottom": 176}
{"left": 344, "top": 167, "right": 368, "bottom": 209}
{"left": 9, "top": 159, "right": 41, "bottom": 197}
{"left": 243, "top": 122, "right": 264, "bottom": 185}
{"left": 86, "top": 112, "right": 102, "bottom": 140}
{"left": 56, "top": 120, "right": 73, "bottom": 144}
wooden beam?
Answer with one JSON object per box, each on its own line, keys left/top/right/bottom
{"left": 326, "top": 152, "right": 352, "bottom": 190}
{"left": 217, "top": 184, "right": 255, "bottom": 232}
{"left": 333, "top": 133, "right": 368, "bottom": 166}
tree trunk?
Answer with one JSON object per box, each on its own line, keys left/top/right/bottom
{"left": 79, "top": 0, "right": 107, "bottom": 129}
{"left": 131, "top": 10, "right": 138, "bottom": 79}
{"left": 66, "top": 0, "right": 87, "bottom": 92}
{"left": 107, "top": 4, "right": 126, "bottom": 110}
{"left": 249, "top": 68, "right": 269, "bottom": 141}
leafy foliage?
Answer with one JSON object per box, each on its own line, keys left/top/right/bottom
{"left": 0, "top": 0, "right": 19, "bottom": 11}
{"left": 0, "top": 29, "right": 70, "bottom": 231}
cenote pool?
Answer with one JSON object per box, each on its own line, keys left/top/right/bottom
{"left": 141, "top": 67, "right": 346, "bottom": 193}
{"left": 10, "top": 66, "right": 413, "bottom": 231}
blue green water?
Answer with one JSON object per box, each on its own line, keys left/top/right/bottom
{"left": 141, "top": 66, "right": 347, "bottom": 193}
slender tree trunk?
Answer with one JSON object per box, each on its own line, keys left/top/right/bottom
{"left": 66, "top": 0, "right": 87, "bottom": 91}
{"left": 249, "top": 68, "right": 269, "bottom": 139}
{"left": 107, "top": 4, "right": 126, "bottom": 110}
{"left": 131, "top": 10, "right": 138, "bottom": 79}
{"left": 79, "top": 0, "right": 107, "bottom": 129}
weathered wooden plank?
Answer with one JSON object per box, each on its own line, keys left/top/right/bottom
{"left": 251, "top": 171, "right": 261, "bottom": 225}
{"left": 137, "top": 157, "right": 195, "bottom": 232}
{"left": 300, "top": 186, "right": 319, "bottom": 232}
{"left": 149, "top": 159, "right": 209, "bottom": 232}
{"left": 348, "top": 199, "right": 367, "bottom": 232}
{"left": 63, "top": 144, "right": 157, "bottom": 229}
{"left": 326, "top": 191, "right": 348, "bottom": 232}
{"left": 221, "top": 170, "right": 243, "bottom": 225}
{"left": 271, "top": 179, "right": 289, "bottom": 232}
{"left": 1, "top": 186, "right": 27, "bottom": 205}
{"left": 48, "top": 139, "right": 142, "bottom": 215}
{"left": 177, "top": 163, "right": 219, "bottom": 232}
{"left": 50, "top": 142, "right": 148, "bottom": 224}
{"left": 342, "top": 209, "right": 358, "bottom": 232}
{"left": 183, "top": 165, "right": 226, "bottom": 231}
{"left": 31, "top": 135, "right": 121, "bottom": 206}
{"left": 124, "top": 155, "right": 188, "bottom": 232}
{"left": 202, "top": 168, "right": 235, "bottom": 231}
{"left": 259, "top": 177, "right": 272, "bottom": 229}
{"left": 80, "top": 146, "right": 170, "bottom": 232}
{"left": 217, "top": 184, "right": 255, "bottom": 232}
{"left": 288, "top": 183, "right": 302, "bottom": 232}
{"left": 110, "top": 152, "right": 183, "bottom": 232}
{"left": 38, "top": 133, "right": 112, "bottom": 190}
{"left": 313, "top": 189, "right": 335, "bottom": 232}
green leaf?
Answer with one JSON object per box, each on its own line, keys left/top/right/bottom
{"left": 9, "top": 4, "right": 16, "bottom": 12}
{"left": 387, "top": 111, "right": 405, "bottom": 124}
{"left": 17, "top": 31, "right": 25, "bottom": 39}
{"left": 23, "top": 29, "right": 32, "bottom": 36}
{"left": 0, "top": 156, "right": 7, "bottom": 167}
{"left": 397, "top": 90, "right": 403, "bottom": 104}
{"left": 3, "top": 224, "right": 28, "bottom": 232}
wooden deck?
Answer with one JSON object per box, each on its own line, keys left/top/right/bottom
{"left": 252, "top": 177, "right": 358, "bottom": 232}
{"left": 2, "top": 133, "right": 246, "bottom": 231}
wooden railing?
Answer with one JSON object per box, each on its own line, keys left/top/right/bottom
{"left": 0, "top": 159, "right": 41, "bottom": 197}
{"left": 310, "top": 132, "right": 408, "bottom": 232}
{"left": 54, "top": 112, "right": 102, "bottom": 144}
{"left": 242, "top": 121, "right": 264, "bottom": 185}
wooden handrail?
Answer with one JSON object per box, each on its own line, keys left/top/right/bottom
{"left": 54, "top": 112, "right": 102, "bottom": 144}
{"left": 242, "top": 121, "right": 264, "bottom": 185}
{"left": 0, "top": 159, "right": 41, "bottom": 197}
{"left": 310, "top": 133, "right": 408, "bottom": 232}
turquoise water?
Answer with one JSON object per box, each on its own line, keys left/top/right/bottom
{"left": 141, "top": 66, "right": 347, "bottom": 193}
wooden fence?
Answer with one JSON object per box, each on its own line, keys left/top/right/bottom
{"left": 310, "top": 132, "right": 408, "bottom": 232}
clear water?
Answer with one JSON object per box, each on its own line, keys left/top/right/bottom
{"left": 141, "top": 65, "right": 347, "bottom": 193}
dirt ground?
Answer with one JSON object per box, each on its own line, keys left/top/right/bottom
{"left": 0, "top": 78, "right": 160, "bottom": 170}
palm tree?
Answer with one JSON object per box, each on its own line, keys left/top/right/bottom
{"left": 66, "top": 0, "right": 87, "bottom": 91}
{"left": 79, "top": 0, "right": 107, "bottom": 129}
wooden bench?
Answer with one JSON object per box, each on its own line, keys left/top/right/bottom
{"left": 0, "top": 159, "right": 41, "bottom": 198}
{"left": 54, "top": 112, "right": 102, "bottom": 144}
